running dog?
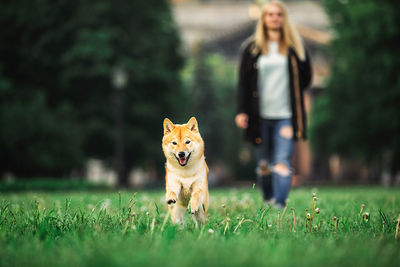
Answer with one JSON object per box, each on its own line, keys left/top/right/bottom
{"left": 162, "top": 117, "right": 209, "bottom": 226}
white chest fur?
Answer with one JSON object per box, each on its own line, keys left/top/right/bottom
{"left": 168, "top": 164, "right": 206, "bottom": 184}
{"left": 166, "top": 157, "right": 207, "bottom": 191}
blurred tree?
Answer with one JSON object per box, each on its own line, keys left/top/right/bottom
{"left": 191, "top": 47, "right": 221, "bottom": 164}
{"left": 0, "top": 0, "right": 183, "bottom": 180}
{"left": 310, "top": 0, "right": 400, "bottom": 184}
{"left": 182, "top": 48, "right": 253, "bottom": 181}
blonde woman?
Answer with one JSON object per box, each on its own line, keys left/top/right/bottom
{"left": 235, "top": 1, "right": 312, "bottom": 208}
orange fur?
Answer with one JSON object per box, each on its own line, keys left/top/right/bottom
{"left": 162, "top": 117, "right": 209, "bottom": 226}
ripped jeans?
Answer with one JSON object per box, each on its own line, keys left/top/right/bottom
{"left": 256, "top": 118, "right": 295, "bottom": 205}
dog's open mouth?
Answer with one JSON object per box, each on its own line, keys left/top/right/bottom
{"left": 175, "top": 153, "right": 191, "bottom": 166}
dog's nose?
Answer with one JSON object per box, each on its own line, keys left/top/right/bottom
{"left": 178, "top": 152, "right": 185, "bottom": 158}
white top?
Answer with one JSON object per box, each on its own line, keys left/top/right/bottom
{"left": 257, "top": 41, "right": 292, "bottom": 119}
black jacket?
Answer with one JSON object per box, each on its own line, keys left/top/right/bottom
{"left": 237, "top": 39, "right": 312, "bottom": 145}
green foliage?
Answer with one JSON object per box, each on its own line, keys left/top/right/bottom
{"left": 310, "top": 0, "right": 400, "bottom": 171}
{"left": 0, "top": 178, "right": 110, "bottom": 192}
{"left": 0, "top": 0, "right": 183, "bottom": 177}
{"left": 0, "top": 188, "right": 399, "bottom": 266}
{"left": 0, "top": 92, "right": 84, "bottom": 176}
{"left": 182, "top": 51, "right": 254, "bottom": 179}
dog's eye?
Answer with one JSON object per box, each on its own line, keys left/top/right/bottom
{"left": 172, "top": 141, "right": 177, "bottom": 145}
{"left": 185, "top": 140, "right": 191, "bottom": 144}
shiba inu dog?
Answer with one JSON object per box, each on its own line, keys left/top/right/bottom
{"left": 162, "top": 117, "right": 209, "bottom": 226}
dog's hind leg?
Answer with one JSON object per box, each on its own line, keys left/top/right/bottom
{"left": 191, "top": 205, "right": 206, "bottom": 228}
{"left": 170, "top": 204, "right": 186, "bottom": 225}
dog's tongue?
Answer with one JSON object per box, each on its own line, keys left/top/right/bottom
{"left": 179, "top": 158, "right": 186, "bottom": 165}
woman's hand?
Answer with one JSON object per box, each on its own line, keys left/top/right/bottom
{"left": 235, "top": 113, "right": 248, "bottom": 129}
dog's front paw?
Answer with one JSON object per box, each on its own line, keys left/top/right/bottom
{"left": 167, "top": 199, "right": 176, "bottom": 205}
{"left": 166, "top": 192, "right": 177, "bottom": 205}
{"left": 190, "top": 207, "right": 198, "bottom": 214}
{"left": 190, "top": 200, "right": 200, "bottom": 214}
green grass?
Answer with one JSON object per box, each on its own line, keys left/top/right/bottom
{"left": 0, "top": 179, "right": 110, "bottom": 192}
{"left": 0, "top": 187, "right": 399, "bottom": 267}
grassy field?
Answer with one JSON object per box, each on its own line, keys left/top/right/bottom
{"left": 0, "top": 186, "right": 399, "bottom": 267}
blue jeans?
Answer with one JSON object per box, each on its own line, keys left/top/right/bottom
{"left": 256, "top": 118, "right": 295, "bottom": 205}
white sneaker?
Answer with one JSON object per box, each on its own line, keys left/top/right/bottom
{"left": 273, "top": 203, "right": 285, "bottom": 210}
{"left": 265, "top": 198, "right": 276, "bottom": 206}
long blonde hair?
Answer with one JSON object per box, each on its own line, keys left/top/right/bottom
{"left": 252, "top": 0, "right": 305, "bottom": 61}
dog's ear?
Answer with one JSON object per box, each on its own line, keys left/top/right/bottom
{"left": 186, "top": 117, "right": 199, "bottom": 133}
{"left": 163, "top": 118, "right": 175, "bottom": 135}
